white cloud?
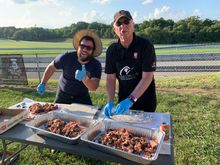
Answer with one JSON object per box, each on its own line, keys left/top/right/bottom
{"left": 58, "top": 8, "right": 73, "bottom": 17}
{"left": 0, "top": 0, "right": 68, "bottom": 28}
{"left": 131, "top": 11, "right": 145, "bottom": 23}
{"left": 11, "top": 0, "right": 38, "bottom": 4}
{"left": 192, "top": 9, "right": 201, "bottom": 17}
{"left": 142, "top": 0, "right": 154, "bottom": 5}
{"left": 148, "top": 6, "right": 188, "bottom": 21}
{"left": 216, "top": 11, "right": 220, "bottom": 20}
{"left": 151, "top": 6, "right": 170, "bottom": 18}
{"left": 10, "top": 0, "right": 63, "bottom": 6}
{"left": 91, "top": 0, "right": 111, "bottom": 5}
{"left": 82, "top": 10, "right": 107, "bottom": 23}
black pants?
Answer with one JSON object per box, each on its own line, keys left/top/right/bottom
{"left": 54, "top": 90, "right": 92, "bottom": 105}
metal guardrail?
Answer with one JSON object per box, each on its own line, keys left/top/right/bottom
{"left": 22, "top": 53, "right": 220, "bottom": 73}
{"left": 23, "top": 53, "right": 220, "bottom": 63}
{"left": 157, "top": 66, "right": 220, "bottom": 72}
{"left": 25, "top": 66, "right": 220, "bottom": 73}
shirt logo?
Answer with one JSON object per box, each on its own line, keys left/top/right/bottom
{"left": 120, "top": 66, "right": 133, "bottom": 76}
{"left": 152, "top": 61, "right": 156, "bottom": 68}
{"left": 119, "top": 66, "right": 136, "bottom": 80}
{"left": 133, "top": 52, "right": 138, "bottom": 59}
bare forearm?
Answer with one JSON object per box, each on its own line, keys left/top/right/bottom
{"left": 41, "top": 62, "right": 56, "bottom": 84}
{"left": 82, "top": 77, "right": 100, "bottom": 91}
{"left": 106, "top": 74, "right": 116, "bottom": 102}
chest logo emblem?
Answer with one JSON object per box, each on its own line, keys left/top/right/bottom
{"left": 120, "top": 66, "right": 133, "bottom": 76}
{"left": 133, "top": 52, "right": 138, "bottom": 59}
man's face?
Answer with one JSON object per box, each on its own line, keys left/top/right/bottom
{"left": 113, "top": 17, "right": 134, "bottom": 41}
{"left": 77, "top": 39, "right": 94, "bottom": 62}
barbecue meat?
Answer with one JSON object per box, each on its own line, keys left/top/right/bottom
{"left": 46, "top": 119, "right": 84, "bottom": 138}
{"left": 97, "top": 128, "right": 158, "bottom": 158}
{"left": 29, "top": 103, "right": 58, "bottom": 114}
{"left": 47, "top": 119, "right": 65, "bottom": 134}
{"left": 62, "top": 121, "right": 84, "bottom": 138}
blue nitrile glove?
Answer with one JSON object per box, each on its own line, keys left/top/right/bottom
{"left": 75, "top": 64, "right": 87, "bottom": 81}
{"left": 103, "top": 101, "right": 114, "bottom": 117}
{"left": 36, "top": 83, "right": 46, "bottom": 95}
{"left": 113, "top": 98, "right": 133, "bottom": 115}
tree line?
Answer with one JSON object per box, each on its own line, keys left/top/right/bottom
{"left": 0, "top": 16, "right": 220, "bottom": 44}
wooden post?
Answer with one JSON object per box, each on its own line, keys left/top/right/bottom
{"left": 35, "top": 53, "right": 41, "bottom": 83}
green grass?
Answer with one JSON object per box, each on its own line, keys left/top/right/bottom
{"left": 0, "top": 38, "right": 114, "bottom": 57}
{"left": 156, "top": 73, "right": 220, "bottom": 89}
{"left": 1, "top": 39, "right": 220, "bottom": 57}
{"left": 156, "top": 48, "right": 220, "bottom": 55}
{"left": 0, "top": 38, "right": 113, "bottom": 49}
{"left": 0, "top": 73, "right": 220, "bottom": 164}
{"left": 0, "top": 39, "right": 72, "bottom": 48}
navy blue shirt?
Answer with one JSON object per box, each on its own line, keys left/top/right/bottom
{"left": 105, "top": 33, "right": 157, "bottom": 111}
{"left": 54, "top": 52, "right": 102, "bottom": 96}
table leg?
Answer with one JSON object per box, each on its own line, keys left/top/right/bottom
{"left": 1, "top": 139, "right": 28, "bottom": 164}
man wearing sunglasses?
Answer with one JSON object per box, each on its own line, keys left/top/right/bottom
{"left": 104, "top": 10, "right": 157, "bottom": 117}
{"left": 36, "top": 29, "right": 102, "bottom": 105}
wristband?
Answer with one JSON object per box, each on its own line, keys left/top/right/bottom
{"left": 128, "top": 94, "right": 137, "bottom": 103}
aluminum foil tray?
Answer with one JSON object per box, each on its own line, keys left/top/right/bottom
{"left": 110, "top": 110, "right": 154, "bottom": 124}
{"left": 81, "top": 120, "right": 164, "bottom": 164}
{"left": 26, "top": 111, "right": 95, "bottom": 144}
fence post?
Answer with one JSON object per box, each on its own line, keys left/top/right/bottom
{"left": 35, "top": 53, "right": 41, "bottom": 82}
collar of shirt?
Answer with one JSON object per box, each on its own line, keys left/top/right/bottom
{"left": 117, "top": 32, "right": 138, "bottom": 51}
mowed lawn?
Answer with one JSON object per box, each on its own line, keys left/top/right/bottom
{"left": 1, "top": 39, "right": 220, "bottom": 57}
{"left": 0, "top": 73, "right": 219, "bottom": 164}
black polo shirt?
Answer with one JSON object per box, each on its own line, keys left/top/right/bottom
{"left": 105, "top": 33, "right": 157, "bottom": 112}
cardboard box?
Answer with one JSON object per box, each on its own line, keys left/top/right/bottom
{"left": 0, "top": 109, "right": 28, "bottom": 134}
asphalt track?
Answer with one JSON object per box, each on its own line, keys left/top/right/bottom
{"left": 25, "top": 59, "right": 219, "bottom": 81}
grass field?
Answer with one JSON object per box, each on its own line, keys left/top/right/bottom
{"left": 1, "top": 39, "right": 220, "bottom": 57}
{"left": 0, "top": 73, "right": 219, "bottom": 164}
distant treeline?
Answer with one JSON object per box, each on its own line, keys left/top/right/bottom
{"left": 0, "top": 16, "right": 220, "bottom": 44}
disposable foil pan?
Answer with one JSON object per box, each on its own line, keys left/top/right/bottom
{"left": 26, "top": 111, "right": 95, "bottom": 144}
{"left": 80, "top": 120, "right": 164, "bottom": 164}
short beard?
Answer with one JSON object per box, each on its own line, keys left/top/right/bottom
{"left": 78, "top": 54, "right": 93, "bottom": 62}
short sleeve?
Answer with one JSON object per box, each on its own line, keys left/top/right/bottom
{"left": 53, "top": 53, "right": 66, "bottom": 69}
{"left": 90, "top": 60, "right": 102, "bottom": 79}
{"left": 105, "top": 45, "right": 116, "bottom": 74}
{"left": 141, "top": 41, "right": 156, "bottom": 72}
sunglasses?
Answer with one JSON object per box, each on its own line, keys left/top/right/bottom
{"left": 79, "top": 44, "right": 94, "bottom": 51}
{"left": 116, "top": 19, "right": 130, "bottom": 27}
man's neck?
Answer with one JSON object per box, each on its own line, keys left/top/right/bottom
{"left": 120, "top": 34, "right": 133, "bottom": 48}
{"left": 77, "top": 59, "right": 90, "bottom": 64}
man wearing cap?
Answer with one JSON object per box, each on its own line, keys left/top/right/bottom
{"left": 36, "top": 29, "right": 102, "bottom": 105}
{"left": 104, "top": 10, "right": 157, "bottom": 117}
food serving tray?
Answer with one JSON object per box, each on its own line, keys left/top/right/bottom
{"left": 0, "top": 109, "right": 28, "bottom": 134}
{"left": 26, "top": 111, "right": 95, "bottom": 144}
{"left": 110, "top": 110, "right": 154, "bottom": 124}
{"left": 81, "top": 120, "right": 164, "bottom": 164}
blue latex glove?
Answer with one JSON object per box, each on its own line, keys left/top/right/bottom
{"left": 113, "top": 98, "right": 133, "bottom": 115}
{"left": 103, "top": 101, "right": 114, "bottom": 117}
{"left": 36, "top": 83, "right": 46, "bottom": 95}
{"left": 75, "top": 64, "right": 87, "bottom": 81}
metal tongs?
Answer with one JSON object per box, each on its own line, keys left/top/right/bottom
{"left": 93, "top": 106, "right": 110, "bottom": 121}
{"left": 92, "top": 106, "right": 103, "bottom": 120}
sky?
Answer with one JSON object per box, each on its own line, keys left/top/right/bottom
{"left": 0, "top": 0, "right": 219, "bottom": 29}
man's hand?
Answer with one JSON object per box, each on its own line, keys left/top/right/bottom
{"left": 114, "top": 98, "right": 133, "bottom": 115}
{"left": 36, "top": 83, "right": 46, "bottom": 95}
{"left": 103, "top": 101, "right": 114, "bottom": 117}
{"left": 75, "top": 65, "right": 87, "bottom": 81}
